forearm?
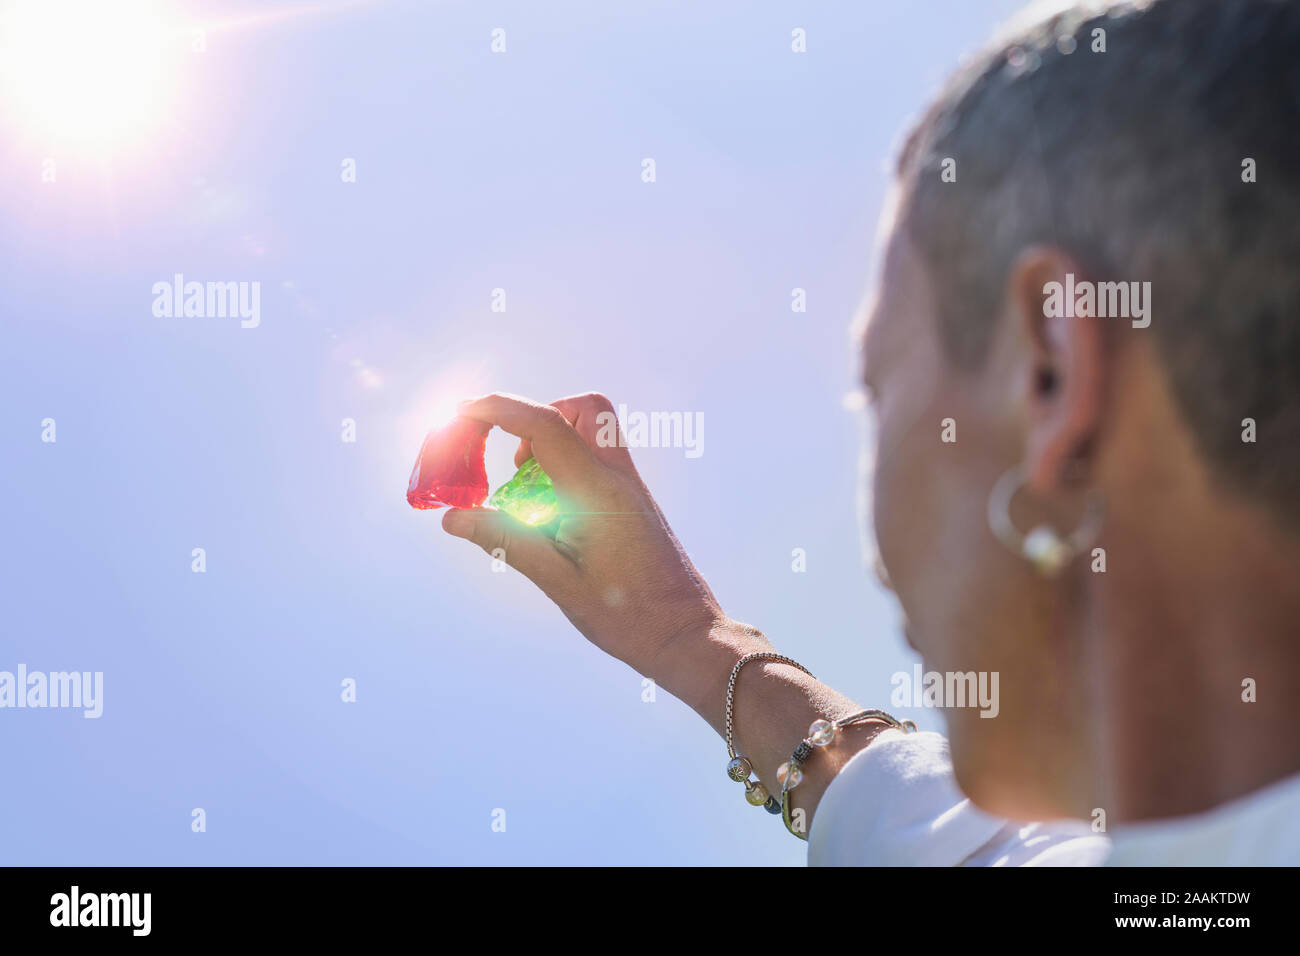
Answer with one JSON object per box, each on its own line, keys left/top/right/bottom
{"left": 444, "top": 393, "right": 895, "bottom": 831}
{"left": 648, "top": 619, "right": 891, "bottom": 830}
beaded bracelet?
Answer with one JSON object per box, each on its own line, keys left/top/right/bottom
{"left": 724, "top": 652, "right": 814, "bottom": 815}
{"left": 778, "top": 709, "right": 918, "bottom": 840}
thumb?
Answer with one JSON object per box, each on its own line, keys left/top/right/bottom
{"left": 441, "top": 508, "right": 576, "bottom": 594}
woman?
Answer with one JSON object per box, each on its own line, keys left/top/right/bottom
{"left": 440, "top": 0, "right": 1300, "bottom": 865}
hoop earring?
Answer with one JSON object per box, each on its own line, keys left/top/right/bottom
{"left": 987, "top": 463, "right": 1103, "bottom": 576}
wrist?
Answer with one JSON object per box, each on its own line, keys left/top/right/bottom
{"left": 646, "top": 617, "right": 769, "bottom": 733}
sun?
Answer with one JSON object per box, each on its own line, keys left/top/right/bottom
{"left": 0, "top": 0, "right": 184, "bottom": 149}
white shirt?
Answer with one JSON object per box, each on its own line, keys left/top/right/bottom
{"left": 807, "top": 729, "right": 1300, "bottom": 866}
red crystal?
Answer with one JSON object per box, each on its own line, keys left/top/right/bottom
{"left": 406, "top": 417, "right": 492, "bottom": 510}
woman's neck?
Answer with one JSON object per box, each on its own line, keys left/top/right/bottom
{"left": 1089, "top": 497, "right": 1300, "bottom": 823}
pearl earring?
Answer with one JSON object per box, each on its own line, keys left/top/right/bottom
{"left": 987, "top": 463, "right": 1104, "bottom": 576}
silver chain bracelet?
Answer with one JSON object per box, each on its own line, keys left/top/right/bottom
{"left": 723, "top": 649, "right": 919, "bottom": 834}
{"left": 724, "top": 652, "right": 814, "bottom": 814}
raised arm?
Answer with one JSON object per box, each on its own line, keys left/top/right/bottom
{"left": 442, "top": 391, "right": 893, "bottom": 834}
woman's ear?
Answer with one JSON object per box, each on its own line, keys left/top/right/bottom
{"left": 1006, "top": 245, "right": 1108, "bottom": 495}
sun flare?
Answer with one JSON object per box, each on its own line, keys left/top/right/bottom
{"left": 0, "top": 0, "right": 183, "bottom": 149}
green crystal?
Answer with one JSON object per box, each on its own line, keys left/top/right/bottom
{"left": 488, "top": 457, "right": 560, "bottom": 528}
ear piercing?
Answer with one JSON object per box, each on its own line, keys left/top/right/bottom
{"left": 987, "top": 463, "right": 1104, "bottom": 576}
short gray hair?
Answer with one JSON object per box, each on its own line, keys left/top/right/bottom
{"left": 898, "top": 0, "right": 1300, "bottom": 521}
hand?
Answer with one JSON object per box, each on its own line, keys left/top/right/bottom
{"left": 443, "top": 392, "right": 876, "bottom": 825}
{"left": 442, "top": 392, "right": 742, "bottom": 683}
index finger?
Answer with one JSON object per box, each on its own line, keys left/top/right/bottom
{"left": 456, "top": 392, "right": 601, "bottom": 491}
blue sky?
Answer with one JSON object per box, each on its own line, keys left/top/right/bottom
{"left": 1, "top": 0, "right": 1023, "bottom": 865}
